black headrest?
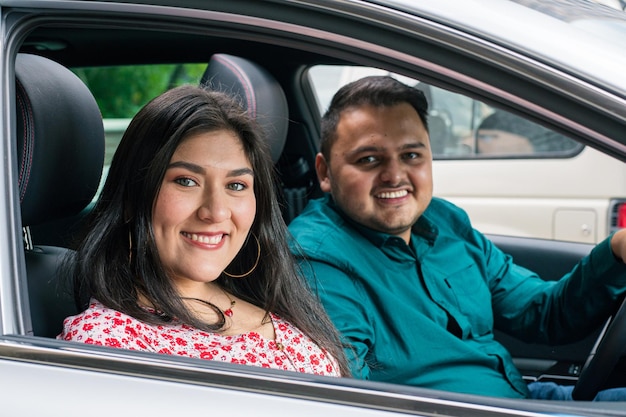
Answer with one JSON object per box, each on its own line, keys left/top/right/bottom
{"left": 201, "top": 54, "right": 288, "bottom": 163}
{"left": 16, "top": 54, "right": 105, "bottom": 226}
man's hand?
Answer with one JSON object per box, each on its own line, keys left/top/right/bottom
{"left": 610, "top": 229, "right": 626, "bottom": 262}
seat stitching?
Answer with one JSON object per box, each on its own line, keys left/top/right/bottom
{"left": 16, "top": 79, "right": 34, "bottom": 203}
{"left": 213, "top": 55, "right": 257, "bottom": 118}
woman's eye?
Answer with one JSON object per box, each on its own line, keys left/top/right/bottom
{"left": 175, "top": 177, "right": 198, "bottom": 187}
{"left": 228, "top": 182, "right": 247, "bottom": 191}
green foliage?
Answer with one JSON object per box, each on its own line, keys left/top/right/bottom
{"left": 72, "top": 63, "right": 207, "bottom": 118}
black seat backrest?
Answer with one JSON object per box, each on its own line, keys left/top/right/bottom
{"left": 201, "top": 53, "right": 288, "bottom": 164}
{"left": 17, "top": 53, "right": 105, "bottom": 337}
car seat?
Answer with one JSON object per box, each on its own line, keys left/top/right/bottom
{"left": 17, "top": 53, "right": 105, "bottom": 337}
{"left": 201, "top": 53, "right": 288, "bottom": 164}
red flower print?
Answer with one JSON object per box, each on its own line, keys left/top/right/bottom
{"left": 105, "top": 338, "right": 122, "bottom": 348}
{"left": 125, "top": 326, "right": 139, "bottom": 338}
{"left": 200, "top": 351, "right": 214, "bottom": 360}
{"left": 59, "top": 300, "right": 341, "bottom": 376}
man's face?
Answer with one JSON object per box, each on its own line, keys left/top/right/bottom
{"left": 316, "top": 103, "right": 432, "bottom": 243}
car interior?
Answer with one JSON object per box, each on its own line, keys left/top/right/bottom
{"left": 17, "top": 53, "right": 105, "bottom": 338}
{"left": 11, "top": 9, "right": 626, "bottom": 405}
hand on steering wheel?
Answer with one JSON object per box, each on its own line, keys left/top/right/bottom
{"left": 572, "top": 296, "right": 626, "bottom": 400}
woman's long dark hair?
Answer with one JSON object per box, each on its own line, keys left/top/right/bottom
{"left": 65, "top": 85, "right": 349, "bottom": 375}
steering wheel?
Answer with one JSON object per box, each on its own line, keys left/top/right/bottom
{"left": 572, "top": 296, "right": 626, "bottom": 400}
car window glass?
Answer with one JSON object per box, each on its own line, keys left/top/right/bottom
{"left": 307, "top": 65, "right": 582, "bottom": 159}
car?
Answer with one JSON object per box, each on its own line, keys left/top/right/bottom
{"left": 2, "top": 0, "right": 626, "bottom": 415}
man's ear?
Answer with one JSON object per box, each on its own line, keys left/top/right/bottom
{"left": 315, "top": 152, "right": 332, "bottom": 193}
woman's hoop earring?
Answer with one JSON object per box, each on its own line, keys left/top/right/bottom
{"left": 223, "top": 234, "right": 261, "bottom": 278}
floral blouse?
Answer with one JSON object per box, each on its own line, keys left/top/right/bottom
{"left": 58, "top": 299, "right": 340, "bottom": 376}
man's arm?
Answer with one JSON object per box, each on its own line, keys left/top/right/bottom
{"left": 489, "top": 230, "right": 626, "bottom": 344}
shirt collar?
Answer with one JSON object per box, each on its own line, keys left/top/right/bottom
{"left": 325, "top": 194, "right": 439, "bottom": 248}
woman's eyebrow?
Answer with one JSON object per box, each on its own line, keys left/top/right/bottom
{"left": 229, "top": 167, "right": 254, "bottom": 177}
{"left": 167, "top": 161, "right": 205, "bottom": 174}
{"left": 167, "top": 161, "right": 253, "bottom": 177}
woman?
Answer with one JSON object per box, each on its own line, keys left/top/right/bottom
{"left": 59, "top": 85, "right": 349, "bottom": 376}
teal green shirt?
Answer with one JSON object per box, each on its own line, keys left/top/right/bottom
{"left": 288, "top": 195, "right": 626, "bottom": 398}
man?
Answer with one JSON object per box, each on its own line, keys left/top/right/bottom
{"left": 288, "top": 75, "right": 626, "bottom": 400}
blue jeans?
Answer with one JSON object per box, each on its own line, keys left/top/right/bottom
{"left": 528, "top": 381, "right": 626, "bottom": 401}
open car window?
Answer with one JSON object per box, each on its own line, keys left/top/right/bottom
{"left": 308, "top": 65, "right": 582, "bottom": 159}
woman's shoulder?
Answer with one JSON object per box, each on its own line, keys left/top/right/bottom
{"left": 62, "top": 299, "right": 135, "bottom": 327}
{"left": 57, "top": 299, "right": 155, "bottom": 350}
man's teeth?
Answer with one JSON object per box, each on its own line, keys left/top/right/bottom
{"left": 378, "top": 190, "right": 408, "bottom": 199}
{"left": 182, "top": 232, "right": 223, "bottom": 244}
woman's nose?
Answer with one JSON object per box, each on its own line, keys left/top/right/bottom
{"left": 197, "top": 189, "right": 230, "bottom": 222}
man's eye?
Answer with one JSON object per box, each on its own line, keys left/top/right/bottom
{"left": 228, "top": 182, "right": 247, "bottom": 191}
{"left": 175, "top": 177, "right": 197, "bottom": 187}
{"left": 357, "top": 156, "right": 377, "bottom": 164}
{"left": 404, "top": 152, "right": 420, "bottom": 160}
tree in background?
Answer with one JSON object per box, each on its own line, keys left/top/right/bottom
{"left": 73, "top": 63, "right": 206, "bottom": 118}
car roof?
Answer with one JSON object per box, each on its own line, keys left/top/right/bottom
{"left": 17, "top": 0, "right": 626, "bottom": 158}
{"left": 24, "top": 0, "right": 626, "bottom": 93}
{"left": 383, "top": 0, "right": 626, "bottom": 93}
